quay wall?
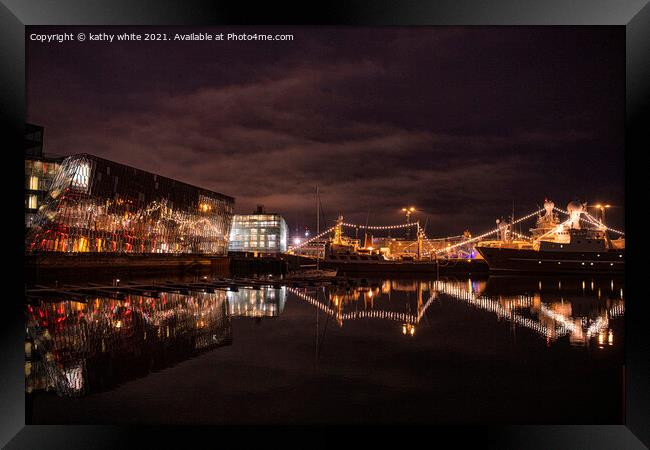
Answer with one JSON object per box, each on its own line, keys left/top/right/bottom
{"left": 25, "top": 253, "right": 231, "bottom": 284}
{"left": 25, "top": 253, "right": 311, "bottom": 284}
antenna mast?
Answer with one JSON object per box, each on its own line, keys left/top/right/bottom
{"left": 316, "top": 186, "right": 321, "bottom": 267}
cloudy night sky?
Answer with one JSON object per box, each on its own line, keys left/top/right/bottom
{"left": 26, "top": 26, "right": 625, "bottom": 236}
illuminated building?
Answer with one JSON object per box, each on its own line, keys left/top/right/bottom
{"left": 26, "top": 154, "right": 234, "bottom": 254}
{"left": 25, "top": 123, "right": 64, "bottom": 228}
{"left": 228, "top": 205, "right": 288, "bottom": 254}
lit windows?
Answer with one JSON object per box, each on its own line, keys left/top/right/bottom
{"left": 27, "top": 195, "right": 38, "bottom": 209}
{"left": 71, "top": 161, "right": 90, "bottom": 190}
{"left": 29, "top": 176, "right": 39, "bottom": 190}
{"left": 228, "top": 214, "right": 288, "bottom": 253}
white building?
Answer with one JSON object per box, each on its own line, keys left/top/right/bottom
{"left": 228, "top": 206, "right": 288, "bottom": 254}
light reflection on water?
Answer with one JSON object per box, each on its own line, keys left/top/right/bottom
{"left": 25, "top": 276, "right": 623, "bottom": 398}
{"left": 25, "top": 287, "right": 285, "bottom": 397}
{"left": 291, "top": 277, "right": 623, "bottom": 347}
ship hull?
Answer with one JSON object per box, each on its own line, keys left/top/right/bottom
{"left": 322, "top": 260, "right": 437, "bottom": 273}
{"left": 476, "top": 246, "right": 624, "bottom": 274}
{"left": 321, "top": 258, "right": 488, "bottom": 274}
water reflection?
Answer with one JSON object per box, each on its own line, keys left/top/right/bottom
{"left": 290, "top": 276, "right": 624, "bottom": 347}
{"left": 435, "top": 277, "right": 623, "bottom": 347}
{"left": 25, "top": 287, "right": 286, "bottom": 397}
{"left": 227, "top": 287, "right": 286, "bottom": 317}
{"left": 26, "top": 276, "right": 623, "bottom": 399}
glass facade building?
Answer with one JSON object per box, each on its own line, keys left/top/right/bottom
{"left": 26, "top": 154, "right": 234, "bottom": 255}
{"left": 25, "top": 124, "right": 64, "bottom": 228}
{"left": 228, "top": 209, "right": 288, "bottom": 254}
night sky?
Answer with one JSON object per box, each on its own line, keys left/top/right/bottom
{"left": 26, "top": 26, "right": 625, "bottom": 236}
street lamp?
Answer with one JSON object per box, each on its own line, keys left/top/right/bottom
{"left": 401, "top": 207, "right": 416, "bottom": 239}
{"left": 589, "top": 204, "right": 611, "bottom": 223}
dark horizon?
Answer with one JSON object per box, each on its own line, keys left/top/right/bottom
{"left": 26, "top": 26, "right": 625, "bottom": 237}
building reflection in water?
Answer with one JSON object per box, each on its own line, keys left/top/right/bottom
{"left": 289, "top": 276, "right": 624, "bottom": 346}
{"left": 26, "top": 278, "right": 622, "bottom": 398}
{"left": 25, "top": 286, "right": 287, "bottom": 397}
{"left": 227, "top": 287, "right": 286, "bottom": 318}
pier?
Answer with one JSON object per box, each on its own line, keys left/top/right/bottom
{"left": 25, "top": 275, "right": 350, "bottom": 302}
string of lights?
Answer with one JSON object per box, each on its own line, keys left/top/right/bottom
{"left": 583, "top": 211, "right": 625, "bottom": 236}
{"left": 433, "top": 280, "right": 552, "bottom": 337}
{"left": 420, "top": 230, "right": 439, "bottom": 255}
{"left": 582, "top": 213, "right": 610, "bottom": 232}
{"left": 434, "top": 230, "right": 497, "bottom": 254}
{"left": 425, "top": 235, "right": 464, "bottom": 241}
{"left": 539, "top": 304, "right": 582, "bottom": 336}
{"left": 287, "top": 287, "right": 337, "bottom": 316}
{"left": 533, "top": 217, "right": 573, "bottom": 242}
{"left": 511, "top": 208, "right": 547, "bottom": 225}
{"left": 416, "top": 293, "right": 437, "bottom": 322}
{"left": 553, "top": 207, "right": 624, "bottom": 236}
{"left": 290, "top": 204, "right": 622, "bottom": 255}
{"left": 288, "top": 287, "right": 435, "bottom": 325}
{"left": 434, "top": 208, "right": 545, "bottom": 254}
{"left": 341, "top": 221, "right": 418, "bottom": 230}
{"left": 289, "top": 225, "right": 337, "bottom": 250}
{"left": 291, "top": 280, "right": 618, "bottom": 344}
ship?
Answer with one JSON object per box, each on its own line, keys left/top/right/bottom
{"left": 319, "top": 215, "right": 485, "bottom": 274}
{"left": 476, "top": 199, "right": 624, "bottom": 274}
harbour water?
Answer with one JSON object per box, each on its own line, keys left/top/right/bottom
{"left": 26, "top": 273, "right": 625, "bottom": 424}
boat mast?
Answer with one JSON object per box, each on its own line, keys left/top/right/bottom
{"left": 510, "top": 199, "right": 515, "bottom": 241}
{"left": 416, "top": 222, "right": 422, "bottom": 260}
{"left": 316, "top": 186, "right": 320, "bottom": 268}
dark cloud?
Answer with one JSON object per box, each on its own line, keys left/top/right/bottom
{"left": 27, "top": 26, "right": 624, "bottom": 235}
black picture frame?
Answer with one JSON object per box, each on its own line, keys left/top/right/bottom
{"left": 2, "top": 1, "right": 648, "bottom": 448}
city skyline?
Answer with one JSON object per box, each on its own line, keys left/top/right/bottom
{"left": 27, "top": 26, "right": 625, "bottom": 235}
